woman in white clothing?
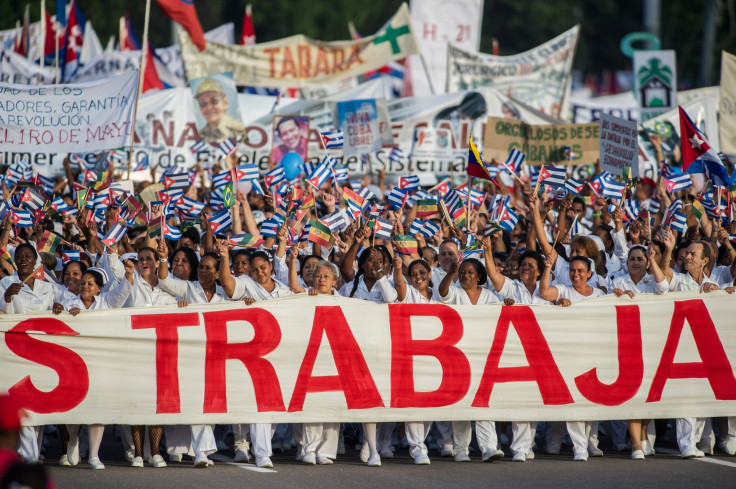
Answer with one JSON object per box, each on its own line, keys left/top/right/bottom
{"left": 218, "top": 244, "right": 292, "bottom": 469}
{"left": 484, "top": 240, "right": 551, "bottom": 462}
{"left": 62, "top": 261, "right": 136, "bottom": 470}
{"left": 539, "top": 251, "right": 604, "bottom": 461}
{"left": 438, "top": 256, "right": 503, "bottom": 463}
{"left": 393, "top": 257, "right": 441, "bottom": 465}
{"left": 287, "top": 253, "right": 341, "bottom": 465}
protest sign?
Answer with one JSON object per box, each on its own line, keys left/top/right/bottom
{"left": 336, "top": 99, "right": 382, "bottom": 156}
{"left": 599, "top": 113, "right": 639, "bottom": 177}
{"left": 2, "top": 293, "right": 736, "bottom": 425}
{"left": 0, "top": 70, "right": 139, "bottom": 153}
{"left": 446, "top": 25, "right": 579, "bottom": 119}
{"left": 0, "top": 49, "right": 55, "bottom": 85}
{"left": 482, "top": 117, "right": 599, "bottom": 165}
{"left": 178, "top": 4, "right": 420, "bottom": 88}
{"left": 633, "top": 49, "right": 677, "bottom": 121}
{"left": 190, "top": 72, "right": 244, "bottom": 144}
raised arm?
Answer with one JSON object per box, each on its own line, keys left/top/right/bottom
{"left": 286, "top": 247, "right": 306, "bottom": 294}
{"left": 660, "top": 229, "right": 675, "bottom": 282}
{"left": 157, "top": 239, "right": 170, "bottom": 280}
{"left": 539, "top": 250, "right": 560, "bottom": 302}
{"left": 216, "top": 240, "right": 237, "bottom": 298}
{"left": 340, "top": 224, "right": 369, "bottom": 283}
{"left": 648, "top": 244, "right": 666, "bottom": 285}
{"left": 439, "top": 261, "right": 459, "bottom": 298}
{"left": 482, "top": 236, "right": 505, "bottom": 292}
{"left": 392, "top": 255, "right": 407, "bottom": 302}
{"left": 528, "top": 193, "right": 553, "bottom": 256}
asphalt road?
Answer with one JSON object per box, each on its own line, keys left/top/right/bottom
{"left": 36, "top": 424, "right": 736, "bottom": 489}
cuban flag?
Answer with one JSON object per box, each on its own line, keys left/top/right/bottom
{"left": 622, "top": 198, "right": 641, "bottom": 221}
{"left": 231, "top": 164, "right": 259, "bottom": 182}
{"left": 421, "top": 220, "right": 440, "bottom": 238}
{"left": 386, "top": 187, "right": 409, "bottom": 210}
{"left": 357, "top": 186, "right": 377, "bottom": 203}
{"left": 33, "top": 174, "right": 55, "bottom": 195}
{"left": 503, "top": 149, "right": 525, "bottom": 174}
{"left": 264, "top": 166, "right": 286, "bottom": 188}
{"left": 442, "top": 188, "right": 461, "bottom": 213}
{"left": 568, "top": 215, "right": 582, "bottom": 238}
{"left": 177, "top": 196, "right": 206, "bottom": 216}
{"left": 497, "top": 204, "right": 519, "bottom": 232}
{"left": 668, "top": 211, "right": 688, "bottom": 233}
{"left": 11, "top": 209, "right": 34, "bottom": 227}
{"left": 537, "top": 166, "right": 567, "bottom": 189}
{"left": 459, "top": 188, "right": 487, "bottom": 209}
{"left": 321, "top": 154, "right": 338, "bottom": 169}
{"left": 389, "top": 146, "right": 404, "bottom": 163}
{"left": 61, "top": 249, "right": 81, "bottom": 264}
{"left": 399, "top": 175, "right": 420, "bottom": 191}
{"left": 301, "top": 161, "right": 316, "bottom": 179}
{"left": 260, "top": 218, "right": 281, "bottom": 238}
{"left": 218, "top": 137, "right": 238, "bottom": 157}
{"left": 162, "top": 218, "right": 182, "bottom": 240}
{"left": 664, "top": 174, "right": 693, "bottom": 193}
{"left": 321, "top": 210, "right": 350, "bottom": 232}
{"left": 345, "top": 200, "right": 364, "bottom": 221}
{"left": 321, "top": 130, "right": 344, "bottom": 149}
{"left": 306, "top": 162, "right": 332, "bottom": 189}
{"left": 565, "top": 178, "right": 585, "bottom": 195}
{"left": 372, "top": 217, "right": 393, "bottom": 240}
{"left": 601, "top": 179, "right": 627, "bottom": 199}
{"left": 133, "top": 154, "right": 150, "bottom": 172}
{"left": 207, "top": 209, "right": 232, "bottom": 234}
{"left": 331, "top": 166, "right": 349, "bottom": 185}
{"left": 648, "top": 197, "right": 661, "bottom": 214}
{"left": 680, "top": 106, "right": 735, "bottom": 186}
{"left": 212, "top": 171, "right": 233, "bottom": 189}
{"left": 21, "top": 189, "right": 46, "bottom": 212}
{"left": 190, "top": 139, "right": 209, "bottom": 154}
{"left": 100, "top": 223, "right": 127, "bottom": 247}
{"left": 51, "top": 196, "right": 73, "bottom": 213}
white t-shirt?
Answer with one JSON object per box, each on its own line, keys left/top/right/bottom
{"left": 440, "top": 285, "right": 500, "bottom": 305}
{"left": 399, "top": 285, "right": 442, "bottom": 304}
{"left": 62, "top": 278, "right": 133, "bottom": 311}
{"left": 611, "top": 273, "right": 669, "bottom": 295}
{"left": 0, "top": 275, "right": 57, "bottom": 314}
{"left": 669, "top": 271, "right": 718, "bottom": 292}
{"left": 497, "top": 276, "right": 552, "bottom": 305}
{"left": 339, "top": 275, "right": 397, "bottom": 303}
{"left": 232, "top": 274, "right": 293, "bottom": 301}
{"left": 555, "top": 284, "right": 605, "bottom": 304}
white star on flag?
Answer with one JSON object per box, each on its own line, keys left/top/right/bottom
{"left": 689, "top": 135, "right": 704, "bottom": 150}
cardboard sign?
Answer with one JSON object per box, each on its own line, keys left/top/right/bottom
{"left": 599, "top": 113, "right": 639, "bottom": 177}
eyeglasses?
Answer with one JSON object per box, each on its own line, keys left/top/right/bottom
{"left": 507, "top": 266, "right": 519, "bottom": 271}
{"left": 198, "top": 96, "right": 223, "bottom": 108}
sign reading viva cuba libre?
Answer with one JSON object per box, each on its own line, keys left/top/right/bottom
{"left": 179, "top": 4, "right": 420, "bottom": 88}
{"left": 2, "top": 293, "right": 736, "bottom": 425}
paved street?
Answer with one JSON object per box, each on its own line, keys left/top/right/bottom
{"left": 40, "top": 424, "right": 736, "bottom": 489}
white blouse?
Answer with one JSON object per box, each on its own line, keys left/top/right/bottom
{"left": 0, "top": 274, "right": 57, "bottom": 314}
{"left": 555, "top": 284, "right": 605, "bottom": 304}
{"left": 497, "top": 276, "right": 552, "bottom": 305}
{"left": 440, "top": 285, "right": 500, "bottom": 305}
{"left": 338, "top": 275, "right": 398, "bottom": 303}
{"left": 231, "top": 274, "right": 293, "bottom": 301}
{"left": 62, "top": 278, "right": 133, "bottom": 311}
{"left": 158, "top": 275, "right": 229, "bottom": 304}
{"left": 611, "top": 273, "right": 669, "bottom": 295}
{"left": 399, "top": 285, "right": 442, "bottom": 304}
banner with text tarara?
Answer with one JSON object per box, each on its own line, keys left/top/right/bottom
{"left": 0, "top": 70, "right": 139, "bottom": 153}
{"left": 483, "top": 116, "right": 600, "bottom": 166}
{"left": 2, "top": 292, "right": 736, "bottom": 425}
{"left": 178, "top": 3, "right": 419, "bottom": 88}
{"left": 445, "top": 25, "right": 580, "bottom": 119}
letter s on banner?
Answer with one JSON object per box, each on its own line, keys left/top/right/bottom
{"left": 5, "top": 318, "right": 89, "bottom": 413}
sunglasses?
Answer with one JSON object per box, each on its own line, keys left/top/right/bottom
{"left": 198, "top": 96, "right": 223, "bottom": 108}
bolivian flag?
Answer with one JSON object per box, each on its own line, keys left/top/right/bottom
{"left": 307, "top": 220, "right": 332, "bottom": 247}
{"left": 0, "top": 246, "right": 16, "bottom": 270}
{"left": 37, "top": 230, "right": 63, "bottom": 254}
{"left": 393, "top": 234, "right": 418, "bottom": 255}
{"left": 415, "top": 199, "right": 439, "bottom": 218}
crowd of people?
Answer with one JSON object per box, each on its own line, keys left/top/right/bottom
{"left": 0, "top": 148, "right": 735, "bottom": 475}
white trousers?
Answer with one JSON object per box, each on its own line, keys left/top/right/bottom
{"left": 191, "top": 424, "right": 216, "bottom": 455}
{"left": 377, "top": 422, "right": 396, "bottom": 453}
{"left": 548, "top": 421, "right": 591, "bottom": 454}
{"left": 510, "top": 422, "right": 537, "bottom": 455}
{"left": 302, "top": 423, "right": 339, "bottom": 459}
{"left": 452, "top": 421, "right": 498, "bottom": 456}
{"left": 433, "top": 421, "right": 453, "bottom": 453}
{"left": 249, "top": 423, "right": 275, "bottom": 458}
{"left": 19, "top": 426, "right": 42, "bottom": 463}
{"left": 676, "top": 417, "right": 706, "bottom": 451}
{"left": 232, "top": 424, "right": 250, "bottom": 453}
{"left": 164, "top": 425, "right": 193, "bottom": 456}
{"left": 405, "top": 422, "right": 432, "bottom": 459}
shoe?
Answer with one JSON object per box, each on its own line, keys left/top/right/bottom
{"left": 88, "top": 457, "right": 105, "bottom": 470}
{"left": 482, "top": 448, "right": 504, "bottom": 462}
{"left": 303, "top": 452, "right": 317, "bottom": 465}
{"left": 720, "top": 438, "right": 736, "bottom": 456}
{"left": 695, "top": 449, "right": 705, "bottom": 458}
{"left": 642, "top": 440, "right": 655, "bottom": 456}
{"left": 588, "top": 445, "right": 604, "bottom": 457}
{"left": 379, "top": 447, "right": 394, "bottom": 459}
{"left": 526, "top": 449, "right": 535, "bottom": 460}
{"left": 193, "top": 453, "right": 209, "bottom": 468}
{"left": 512, "top": 451, "right": 526, "bottom": 462}
{"left": 337, "top": 437, "right": 346, "bottom": 455}
{"left": 367, "top": 454, "right": 381, "bottom": 467}
{"left": 256, "top": 456, "right": 273, "bottom": 468}
{"left": 317, "top": 456, "right": 334, "bottom": 465}
{"left": 207, "top": 458, "right": 214, "bottom": 466}
{"left": 67, "top": 440, "right": 79, "bottom": 466}
{"left": 359, "top": 443, "right": 369, "bottom": 463}
{"left": 546, "top": 442, "right": 561, "bottom": 455}
{"left": 453, "top": 452, "right": 471, "bottom": 462}
{"left": 234, "top": 449, "right": 250, "bottom": 463}
{"left": 296, "top": 450, "right": 304, "bottom": 462}
{"left": 615, "top": 442, "right": 630, "bottom": 452}
{"left": 414, "top": 454, "right": 430, "bottom": 465}
{"left": 631, "top": 450, "right": 645, "bottom": 460}
{"left": 696, "top": 441, "right": 713, "bottom": 455}
{"left": 440, "top": 447, "right": 453, "bottom": 457}
{"left": 680, "top": 445, "right": 698, "bottom": 459}
{"left": 59, "top": 454, "right": 71, "bottom": 467}
{"left": 168, "top": 453, "right": 182, "bottom": 463}
{"left": 124, "top": 449, "right": 135, "bottom": 462}
{"left": 131, "top": 456, "right": 144, "bottom": 468}
{"left": 152, "top": 454, "right": 167, "bottom": 468}
{"left": 573, "top": 449, "right": 588, "bottom": 461}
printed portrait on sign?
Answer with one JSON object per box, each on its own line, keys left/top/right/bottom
{"left": 271, "top": 115, "right": 310, "bottom": 164}
{"left": 190, "top": 72, "right": 244, "bottom": 143}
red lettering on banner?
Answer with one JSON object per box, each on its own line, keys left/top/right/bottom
{"left": 333, "top": 48, "right": 345, "bottom": 73}
{"left": 313, "top": 48, "right": 329, "bottom": 76}
{"left": 203, "top": 309, "right": 285, "bottom": 413}
{"left": 472, "top": 306, "right": 573, "bottom": 407}
{"left": 288, "top": 306, "right": 382, "bottom": 412}
{"left": 345, "top": 45, "right": 365, "bottom": 70}
{"left": 5, "top": 319, "right": 88, "bottom": 413}
{"left": 281, "top": 47, "right": 297, "bottom": 79}
{"left": 647, "top": 299, "right": 736, "bottom": 402}
{"left": 298, "top": 45, "right": 311, "bottom": 78}
{"left": 263, "top": 47, "right": 280, "bottom": 78}
{"left": 131, "top": 313, "right": 200, "bottom": 414}
{"left": 574, "top": 305, "right": 643, "bottom": 406}
{"left": 389, "top": 304, "right": 470, "bottom": 408}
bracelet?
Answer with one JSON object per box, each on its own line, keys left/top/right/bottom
{"left": 159, "top": 258, "right": 168, "bottom": 263}
{"left": 592, "top": 211, "right": 601, "bottom": 217}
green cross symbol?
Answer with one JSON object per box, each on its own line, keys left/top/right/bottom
{"left": 373, "top": 24, "right": 411, "bottom": 54}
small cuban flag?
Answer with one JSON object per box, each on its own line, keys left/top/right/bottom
{"left": 320, "top": 129, "right": 344, "bottom": 149}
{"left": 100, "top": 223, "right": 127, "bottom": 247}
{"left": 388, "top": 146, "right": 404, "bottom": 164}
{"left": 503, "top": 149, "right": 525, "bottom": 174}
{"left": 399, "top": 175, "right": 420, "bottom": 191}
{"left": 537, "top": 166, "right": 567, "bottom": 189}
{"left": 218, "top": 137, "right": 239, "bottom": 157}
{"left": 190, "top": 139, "right": 209, "bottom": 154}
{"left": 60, "top": 249, "right": 81, "bottom": 264}
{"left": 207, "top": 208, "right": 233, "bottom": 234}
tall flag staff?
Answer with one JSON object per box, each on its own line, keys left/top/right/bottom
{"left": 126, "top": 0, "right": 153, "bottom": 180}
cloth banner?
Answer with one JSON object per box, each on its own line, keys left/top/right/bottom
{"left": 446, "top": 25, "right": 580, "bottom": 119}
{"left": 178, "top": 4, "right": 420, "bottom": 88}
{"left": 0, "top": 49, "right": 55, "bottom": 85}
{"left": 0, "top": 70, "right": 139, "bottom": 153}
{"left": 1, "top": 293, "right": 736, "bottom": 426}
{"left": 483, "top": 116, "right": 599, "bottom": 165}
{"left": 599, "top": 113, "right": 639, "bottom": 177}
{"left": 720, "top": 51, "right": 736, "bottom": 154}
{"left": 335, "top": 99, "right": 383, "bottom": 155}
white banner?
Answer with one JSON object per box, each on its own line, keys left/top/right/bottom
{"left": 720, "top": 51, "right": 736, "bottom": 154}
{"left": 0, "top": 49, "right": 55, "bottom": 85}
{"left": 0, "top": 70, "right": 139, "bottom": 153}
{"left": 599, "top": 113, "right": 639, "bottom": 177}
{"left": 445, "top": 25, "right": 579, "bottom": 119}
{"left": 2, "top": 293, "right": 736, "bottom": 425}
{"left": 407, "top": 0, "right": 483, "bottom": 96}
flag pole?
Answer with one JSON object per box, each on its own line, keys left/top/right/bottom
{"left": 54, "top": 16, "right": 59, "bottom": 83}
{"left": 39, "top": 0, "right": 45, "bottom": 72}
{"left": 127, "top": 0, "right": 152, "bottom": 180}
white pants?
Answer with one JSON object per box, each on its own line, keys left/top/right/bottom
{"left": 191, "top": 424, "right": 216, "bottom": 455}
{"left": 377, "top": 422, "right": 396, "bottom": 453}
{"left": 302, "top": 423, "right": 339, "bottom": 459}
{"left": 548, "top": 421, "right": 591, "bottom": 454}
{"left": 676, "top": 418, "right": 706, "bottom": 451}
{"left": 433, "top": 421, "right": 453, "bottom": 453}
{"left": 232, "top": 424, "right": 250, "bottom": 453}
{"left": 164, "top": 425, "right": 193, "bottom": 456}
{"left": 452, "top": 421, "right": 498, "bottom": 456}
{"left": 249, "top": 423, "right": 275, "bottom": 458}
{"left": 405, "top": 422, "right": 432, "bottom": 459}
{"left": 19, "top": 426, "right": 42, "bottom": 463}
{"left": 120, "top": 425, "right": 134, "bottom": 456}
{"left": 510, "top": 422, "right": 537, "bottom": 455}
